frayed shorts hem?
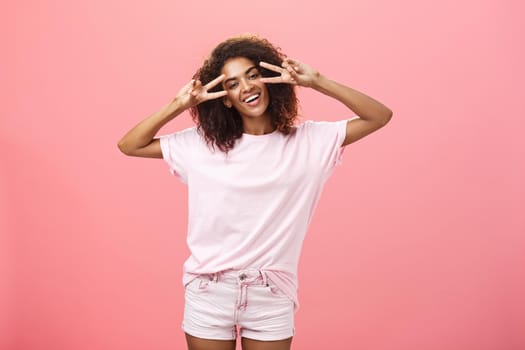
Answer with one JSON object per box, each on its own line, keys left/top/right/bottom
{"left": 182, "top": 324, "right": 294, "bottom": 341}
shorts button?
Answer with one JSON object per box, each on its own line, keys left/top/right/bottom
{"left": 239, "top": 273, "right": 247, "bottom": 280}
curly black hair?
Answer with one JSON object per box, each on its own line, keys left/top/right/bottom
{"left": 189, "top": 35, "right": 298, "bottom": 153}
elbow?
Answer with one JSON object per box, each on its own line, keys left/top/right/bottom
{"left": 381, "top": 109, "right": 393, "bottom": 126}
{"left": 117, "top": 139, "right": 132, "bottom": 156}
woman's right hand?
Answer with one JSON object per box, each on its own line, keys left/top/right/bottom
{"left": 174, "top": 74, "right": 228, "bottom": 109}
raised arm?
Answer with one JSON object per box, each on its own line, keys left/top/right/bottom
{"left": 260, "top": 59, "right": 393, "bottom": 146}
{"left": 117, "top": 75, "right": 227, "bottom": 158}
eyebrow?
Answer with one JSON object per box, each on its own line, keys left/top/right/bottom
{"left": 224, "top": 66, "right": 258, "bottom": 84}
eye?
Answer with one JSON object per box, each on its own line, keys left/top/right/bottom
{"left": 228, "top": 82, "right": 238, "bottom": 89}
{"left": 248, "top": 72, "right": 260, "bottom": 80}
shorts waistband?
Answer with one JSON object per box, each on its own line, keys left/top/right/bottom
{"left": 200, "top": 269, "right": 269, "bottom": 286}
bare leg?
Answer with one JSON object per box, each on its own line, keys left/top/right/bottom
{"left": 241, "top": 336, "right": 293, "bottom": 350}
{"left": 185, "top": 333, "right": 236, "bottom": 350}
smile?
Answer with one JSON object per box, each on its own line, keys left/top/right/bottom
{"left": 243, "top": 94, "right": 260, "bottom": 103}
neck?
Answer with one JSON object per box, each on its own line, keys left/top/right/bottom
{"left": 241, "top": 115, "right": 275, "bottom": 135}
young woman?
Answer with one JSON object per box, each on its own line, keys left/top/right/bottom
{"left": 118, "top": 35, "right": 392, "bottom": 350}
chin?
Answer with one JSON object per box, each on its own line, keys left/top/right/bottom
{"left": 241, "top": 109, "right": 271, "bottom": 119}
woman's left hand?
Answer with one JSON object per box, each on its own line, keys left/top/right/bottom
{"left": 259, "top": 58, "right": 320, "bottom": 88}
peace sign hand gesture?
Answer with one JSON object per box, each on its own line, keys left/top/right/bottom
{"left": 259, "top": 58, "right": 320, "bottom": 88}
{"left": 174, "top": 74, "right": 227, "bottom": 109}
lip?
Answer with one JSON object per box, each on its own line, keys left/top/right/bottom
{"left": 242, "top": 93, "right": 261, "bottom": 107}
{"left": 242, "top": 93, "right": 260, "bottom": 103}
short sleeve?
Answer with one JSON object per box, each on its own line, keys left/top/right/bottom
{"left": 159, "top": 127, "right": 197, "bottom": 184}
{"left": 302, "top": 119, "right": 351, "bottom": 174}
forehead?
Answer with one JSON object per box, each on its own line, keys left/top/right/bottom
{"left": 221, "top": 57, "right": 257, "bottom": 77}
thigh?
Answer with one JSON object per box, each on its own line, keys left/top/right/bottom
{"left": 186, "top": 333, "right": 236, "bottom": 350}
{"left": 241, "top": 336, "right": 293, "bottom": 350}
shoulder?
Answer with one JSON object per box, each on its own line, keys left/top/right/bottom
{"left": 175, "top": 126, "right": 199, "bottom": 137}
{"left": 296, "top": 119, "right": 347, "bottom": 128}
{"left": 158, "top": 127, "right": 205, "bottom": 159}
{"left": 161, "top": 126, "right": 200, "bottom": 142}
{"left": 295, "top": 119, "right": 348, "bottom": 135}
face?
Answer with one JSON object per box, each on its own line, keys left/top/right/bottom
{"left": 221, "top": 57, "right": 271, "bottom": 120}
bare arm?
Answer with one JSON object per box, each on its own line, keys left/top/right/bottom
{"left": 117, "top": 99, "right": 185, "bottom": 158}
{"left": 117, "top": 76, "right": 227, "bottom": 158}
{"left": 310, "top": 76, "right": 393, "bottom": 146}
{"left": 260, "top": 59, "right": 393, "bottom": 146}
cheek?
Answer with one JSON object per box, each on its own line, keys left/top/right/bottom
{"left": 262, "top": 86, "right": 271, "bottom": 103}
{"left": 225, "top": 91, "right": 237, "bottom": 103}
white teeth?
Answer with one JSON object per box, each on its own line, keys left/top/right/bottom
{"left": 244, "top": 94, "right": 259, "bottom": 103}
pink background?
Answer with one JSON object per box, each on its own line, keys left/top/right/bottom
{"left": 2, "top": 0, "right": 524, "bottom": 349}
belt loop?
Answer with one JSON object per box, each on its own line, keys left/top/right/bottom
{"left": 208, "top": 272, "right": 219, "bottom": 282}
{"left": 260, "top": 270, "right": 269, "bottom": 287}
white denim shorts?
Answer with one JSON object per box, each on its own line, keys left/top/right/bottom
{"left": 182, "top": 268, "right": 295, "bottom": 341}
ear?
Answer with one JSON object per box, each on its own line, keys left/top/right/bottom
{"left": 223, "top": 97, "right": 232, "bottom": 108}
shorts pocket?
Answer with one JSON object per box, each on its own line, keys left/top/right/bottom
{"left": 185, "top": 276, "right": 212, "bottom": 293}
{"left": 263, "top": 278, "right": 289, "bottom": 299}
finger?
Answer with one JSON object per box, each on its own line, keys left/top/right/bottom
{"left": 207, "top": 90, "right": 228, "bottom": 100}
{"left": 204, "top": 74, "right": 225, "bottom": 90}
{"left": 190, "top": 79, "right": 198, "bottom": 90}
{"left": 259, "top": 76, "right": 284, "bottom": 84}
{"left": 281, "top": 61, "right": 295, "bottom": 74}
{"left": 191, "top": 80, "right": 203, "bottom": 93}
{"left": 260, "top": 76, "right": 296, "bottom": 85}
{"left": 281, "top": 64, "right": 299, "bottom": 81}
{"left": 284, "top": 58, "right": 301, "bottom": 72}
{"left": 285, "top": 57, "right": 300, "bottom": 66}
{"left": 259, "top": 61, "right": 284, "bottom": 74}
{"left": 282, "top": 61, "right": 297, "bottom": 75}
{"left": 181, "top": 79, "right": 195, "bottom": 92}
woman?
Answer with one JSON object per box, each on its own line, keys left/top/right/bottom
{"left": 118, "top": 35, "right": 392, "bottom": 350}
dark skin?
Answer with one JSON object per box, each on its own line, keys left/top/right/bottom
{"left": 186, "top": 333, "right": 293, "bottom": 350}
{"left": 117, "top": 57, "right": 393, "bottom": 158}
{"left": 119, "top": 55, "right": 392, "bottom": 350}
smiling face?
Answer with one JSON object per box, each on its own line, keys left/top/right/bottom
{"left": 221, "top": 57, "right": 271, "bottom": 122}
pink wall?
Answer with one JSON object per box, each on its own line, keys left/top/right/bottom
{"left": 3, "top": 0, "right": 524, "bottom": 349}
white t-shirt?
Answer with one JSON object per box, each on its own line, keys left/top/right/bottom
{"left": 160, "top": 119, "right": 350, "bottom": 310}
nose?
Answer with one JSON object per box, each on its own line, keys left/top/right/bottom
{"left": 239, "top": 78, "right": 253, "bottom": 93}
